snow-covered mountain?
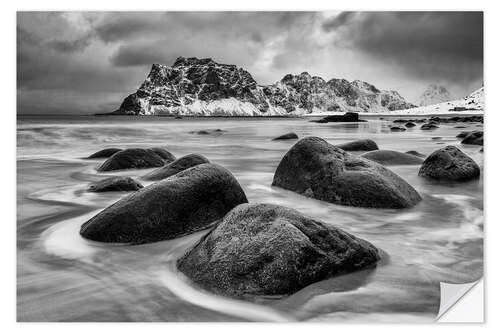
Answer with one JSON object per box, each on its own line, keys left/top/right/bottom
{"left": 387, "top": 87, "right": 484, "bottom": 115}
{"left": 418, "top": 84, "right": 451, "bottom": 106}
{"left": 110, "top": 57, "right": 415, "bottom": 116}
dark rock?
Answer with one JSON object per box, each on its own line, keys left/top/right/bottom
{"left": 88, "top": 176, "right": 143, "bottom": 192}
{"left": 142, "top": 154, "right": 210, "bottom": 181}
{"left": 421, "top": 123, "right": 439, "bottom": 130}
{"left": 272, "top": 132, "right": 299, "bottom": 141}
{"left": 361, "top": 150, "right": 424, "bottom": 165}
{"left": 406, "top": 151, "right": 426, "bottom": 158}
{"left": 336, "top": 139, "right": 379, "bottom": 151}
{"left": 97, "top": 148, "right": 165, "bottom": 172}
{"left": 454, "top": 126, "right": 467, "bottom": 129}
{"left": 431, "top": 137, "right": 442, "bottom": 140}
{"left": 177, "top": 203, "right": 380, "bottom": 297}
{"left": 461, "top": 131, "right": 483, "bottom": 146}
{"left": 272, "top": 137, "right": 421, "bottom": 208}
{"left": 405, "top": 122, "right": 416, "bottom": 128}
{"left": 80, "top": 163, "right": 248, "bottom": 244}
{"left": 149, "top": 147, "right": 176, "bottom": 162}
{"left": 190, "top": 129, "right": 226, "bottom": 135}
{"left": 418, "top": 146, "right": 480, "bottom": 181}
{"left": 390, "top": 126, "right": 406, "bottom": 132}
{"left": 456, "top": 131, "right": 470, "bottom": 138}
{"left": 87, "top": 148, "right": 122, "bottom": 159}
{"left": 314, "top": 112, "right": 366, "bottom": 123}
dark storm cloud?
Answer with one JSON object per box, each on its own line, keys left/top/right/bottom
{"left": 323, "top": 12, "right": 483, "bottom": 83}
{"left": 46, "top": 35, "right": 94, "bottom": 53}
{"left": 17, "top": 11, "right": 484, "bottom": 114}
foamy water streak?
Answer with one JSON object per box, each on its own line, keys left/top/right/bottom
{"left": 156, "top": 270, "right": 293, "bottom": 322}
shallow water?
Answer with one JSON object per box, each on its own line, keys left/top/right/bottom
{"left": 17, "top": 115, "right": 483, "bottom": 322}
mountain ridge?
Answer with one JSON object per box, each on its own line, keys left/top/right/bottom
{"left": 111, "top": 57, "right": 416, "bottom": 116}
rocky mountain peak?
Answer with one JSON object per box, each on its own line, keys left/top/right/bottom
{"left": 112, "top": 56, "right": 415, "bottom": 116}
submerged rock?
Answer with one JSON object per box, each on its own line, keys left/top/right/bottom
{"left": 97, "top": 148, "right": 165, "bottom": 171}
{"left": 405, "top": 122, "right": 416, "bottom": 128}
{"left": 88, "top": 176, "right": 143, "bottom": 192}
{"left": 456, "top": 131, "right": 470, "bottom": 138}
{"left": 81, "top": 163, "right": 248, "bottom": 244}
{"left": 336, "top": 139, "right": 379, "bottom": 151}
{"left": 390, "top": 126, "right": 406, "bottom": 132}
{"left": 272, "top": 137, "right": 421, "bottom": 208}
{"left": 177, "top": 203, "right": 380, "bottom": 297}
{"left": 418, "top": 146, "right": 480, "bottom": 181}
{"left": 149, "top": 147, "right": 176, "bottom": 162}
{"left": 272, "top": 132, "right": 299, "bottom": 141}
{"left": 87, "top": 148, "right": 122, "bottom": 159}
{"left": 361, "top": 150, "right": 424, "bottom": 165}
{"left": 190, "top": 129, "right": 226, "bottom": 135}
{"left": 461, "top": 131, "right": 483, "bottom": 146}
{"left": 142, "top": 154, "right": 209, "bottom": 181}
{"left": 405, "top": 150, "right": 426, "bottom": 158}
{"left": 421, "top": 123, "right": 439, "bottom": 130}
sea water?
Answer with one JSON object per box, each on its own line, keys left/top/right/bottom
{"left": 17, "top": 115, "right": 483, "bottom": 322}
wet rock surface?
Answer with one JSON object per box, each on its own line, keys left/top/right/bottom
{"left": 177, "top": 203, "right": 380, "bottom": 298}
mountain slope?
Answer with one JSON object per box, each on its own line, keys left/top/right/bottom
{"left": 388, "top": 87, "right": 484, "bottom": 115}
{"left": 418, "top": 84, "right": 451, "bottom": 106}
{"left": 111, "top": 57, "right": 415, "bottom": 116}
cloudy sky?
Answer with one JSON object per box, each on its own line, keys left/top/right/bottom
{"left": 17, "top": 11, "right": 483, "bottom": 114}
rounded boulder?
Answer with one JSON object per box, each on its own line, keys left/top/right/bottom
{"left": 177, "top": 203, "right": 380, "bottom": 298}
{"left": 97, "top": 148, "right": 165, "bottom": 171}
{"left": 80, "top": 163, "right": 248, "bottom": 244}
{"left": 418, "top": 145, "right": 480, "bottom": 181}
{"left": 272, "top": 137, "right": 421, "bottom": 208}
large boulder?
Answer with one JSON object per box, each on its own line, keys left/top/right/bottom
{"left": 88, "top": 176, "right": 143, "bottom": 192}
{"left": 149, "top": 147, "right": 176, "bottom": 162}
{"left": 361, "top": 150, "right": 424, "bottom": 165}
{"left": 87, "top": 148, "right": 122, "bottom": 159}
{"left": 336, "top": 139, "right": 379, "bottom": 151}
{"left": 418, "top": 146, "right": 480, "bottom": 181}
{"left": 80, "top": 163, "right": 248, "bottom": 244}
{"left": 314, "top": 112, "right": 365, "bottom": 123}
{"left": 272, "top": 137, "right": 421, "bottom": 208}
{"left": 142, "top": 154, "right": 210, "bottom": 181}
{"left": 461, "top": 131, "right": 483, "bottom": 146}
{"left": 97, "top": 148, "right": 165, "bottom": 171}
{"left": 177, "top": 203, "right": 380, "bottom": 298}
{"left": 272, "top": 132, "right": 299, "bottom": 141}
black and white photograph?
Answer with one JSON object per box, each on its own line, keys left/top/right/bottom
{"left": 15, "top": 9, "right": 486, "bottom": 323}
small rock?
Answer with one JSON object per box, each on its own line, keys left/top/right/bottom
{"left": 390, "top": 126, "right": 406, "bottom": 132}
{"left": 272, "top": 132, "right": 299, "bottom": 140}
{"left": 87, "top": 148, "right": 122, "bottom": 159}
{"left": 405, "top": 122, "right": 416, "bottom": 128}
{"left": 461, "top": 131, "right": 483, "bottom": 146}
{"left": 97, "top": 148, "right": 165, "bottom": 171}
{"left": 336, "top": 139, "right": 379, "bottom": 151}
{"left": 361, "top": 150, "right": 424, "bottom": 165}
{"left": 88, "top": 176, "right": 143, "bottom": 192}
{"left": 418, "top": 146, "right": 480, "bottom": 181}
{"left": 421, "top": 123, "right": 439, "bottom": 130}
{"left": 406, "top": 151, "right": 426, "bottom": 158}
{"left": 143, "top": 154, "right": 209, "bottom": 181}
{"left": 456, "top": 131, "right": 470, "bottom": 138}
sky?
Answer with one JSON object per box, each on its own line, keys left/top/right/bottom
{"left": 17, "top": 11, "right": 483, "bottom": 115}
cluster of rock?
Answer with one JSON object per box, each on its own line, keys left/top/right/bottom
{"left": 109, "top": 57, "right": 415, "bottom": 116}
{"left": 80, "top": 129, "right": 481, "bottom": 298}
